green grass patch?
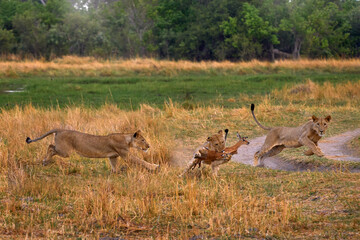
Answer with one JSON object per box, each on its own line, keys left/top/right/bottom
{"left": 1, "top": 72, "right": 359, "bottom": 109}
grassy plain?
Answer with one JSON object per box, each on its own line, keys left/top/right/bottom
{"left": 1, "top": 57, "right": 360, "bottom": 109}
{"left": 0, "top": 57, "right": 360, "bottom": 239}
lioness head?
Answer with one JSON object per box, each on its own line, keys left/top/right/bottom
{"left": 312, "top": 115, "right": 331, "bottom": 137}
{"left": 131, "top": 130, "right": 150, "bottom": 151}
{"left": 206, "top": 130, "right": 226, "bottom": 152}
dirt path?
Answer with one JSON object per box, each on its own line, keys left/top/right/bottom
{"left": 231, "top": 135, "right": 314, "bottom": 172}
{"left": 231, "top": 128, "right": 360, "bottom": 172}
{"left": 171, "top": 129, "right": 360, "bottom": 173}
{"left": 319, "top": 128, "right": 360, "bottom": 162}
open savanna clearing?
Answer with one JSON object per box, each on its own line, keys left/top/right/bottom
{"left": 0, "top": 59, "right": 360, "bottom": 239}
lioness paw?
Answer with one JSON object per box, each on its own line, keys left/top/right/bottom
{"left": 315, "top": 149, "right": 324, "bottom": 157}
{"left": 317, "top": 152, "right": 324, "bottom": 157}
{"left": 303, "top": 149, "right": 314, "bottom": 156}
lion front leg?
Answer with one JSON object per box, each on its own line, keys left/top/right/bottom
{"left": 108, "top": 157, "right": 119, "bottom": 173}
{"left": 299, "top": 137, "right": 324, "bottom": 157}
{"left": 303, "top": 149, "right": 314, "bottom": 156}
{"left": 128, "top": 155, "right": 159, "bottom": 172}
{"left": 117, "top": 149, "right": 159, "bottom": 172}
{"left": 303, "top": 141, "right": 319, "bottom": 156}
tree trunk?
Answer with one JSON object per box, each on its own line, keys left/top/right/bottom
{"left": 292, "top": 36, "right": 302, "bottom": 59}
{"left": 272, "top": 48, "right": 293, "bottom": 59}
{"left": 270, "top": 44, "right": 275, "bottom": 62}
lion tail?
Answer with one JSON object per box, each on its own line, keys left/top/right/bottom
{"left": 224, "top": 129, "right": 229, "bottom": 143}
{"left": 26, "top": 129, "right": 60, "bottom": 144}
{"left": 251, "top": 104, "right": 271, "bottom": 131}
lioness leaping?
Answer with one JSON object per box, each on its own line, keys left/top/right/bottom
{"left": 251, "top": 104, "right": 331, "bottom": 167}
{"left": 26, "top": 129, "right": 159, "bottom": 172}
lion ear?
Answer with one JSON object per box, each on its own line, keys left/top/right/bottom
{"left": 218, "top": 130, "right": 223, "bottom": 134}
{"left": 325, "top": 115, "right": 331, "bottom": 122}
{"left": 133, "top": 130, "right": 141, "bottom": 138}
{"left": 312, "top": 115, "right": 318, "bottom": 122}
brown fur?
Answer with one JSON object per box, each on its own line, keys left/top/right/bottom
{"left": 180, "top": 130, "right": 227, "bottom": 176}
{"left": 193, "top": 133, "right": 250, "bottom": 168}
{"left": 251, "top": 104, "right": 331, "bottom": 167}
{"left": 26, "top": 129, "right": 159, "bottom": 172}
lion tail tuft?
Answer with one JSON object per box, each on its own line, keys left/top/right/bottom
{"left": 250, "top": 104, "right": 271, "bottom": 131}
{"left": 25, "top": 129, "right": 59, "bottom": 144}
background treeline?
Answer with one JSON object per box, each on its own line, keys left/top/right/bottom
{"left": 0, "top": 0, "right": 359, "bottom": 61}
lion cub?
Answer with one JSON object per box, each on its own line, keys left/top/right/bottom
{"left": 26, "top": 129, "right": 159, "bottom": 172}
{"left": 181, "top": 129, "right": 228, "bottom": 176}
{"left": 251, "top": 104, "right": 331, "bottom": 167}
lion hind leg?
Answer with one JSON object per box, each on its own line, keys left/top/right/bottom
{"left": 43, "top": 144, "right": 58, "bottom": 166}
{"left": 211, "top": 165, "right": 220, "bottom": 176}
{"left": 254, "top": 151, "right": 260, "bottom": 166}
{"left": 254, "top": 143, "right": 278, "bottom": 167}
{"left": 211, "top": 160, "right": 227, "bottom": 176}
{"left": 258, "top": 145, "right": 285, "bottom": 166}
{"left": 266, "top": 145, "right": 285, "bottom": 157}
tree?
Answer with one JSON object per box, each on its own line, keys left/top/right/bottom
{"left": 0, "top": 28, "right": 15, "bottom": 54}
{"left": 0, "top": 0, "right": 18, "bottom": 30}
{"left": 0, "top": 0, "right": 359, "bottom": 59}
{"left": 151, "top": 0, "right": 196, "bottom": 59}
{"left": 60, "top": 12, "right": 105, "bottom": 56}
{"left": 13, "top": 10, "right": 47, "bottom": 57}
{"left": 347, "top": 5, "right": 360, "bottom": 56}
{"left": 274, "top": 0, "right": 353, "bottom": 59}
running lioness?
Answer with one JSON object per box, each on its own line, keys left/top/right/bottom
{"left": 251, "top": 104, "right": 331, "bottom": 167}
{"left": 26, "top": 129, "right": 159, "bottom": 172}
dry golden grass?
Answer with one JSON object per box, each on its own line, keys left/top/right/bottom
{"left": 273, "top": 79, "right": 360, "bottom": 103}
{"left": 1, "top": 56, "right": 360, "bottom": 77}
{"left": 1, "top": 81, "right": 360, "bottom": 238}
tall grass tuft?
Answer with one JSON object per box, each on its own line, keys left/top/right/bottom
{"left": 273, "top": 79, "right": 360, "bottom": 104}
